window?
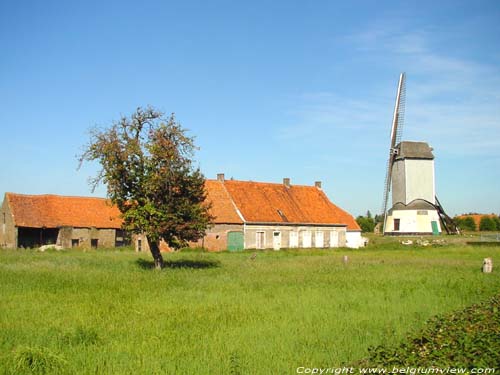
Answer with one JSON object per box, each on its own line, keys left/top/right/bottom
{"left": 394, "top": 219, "right": 400, "bottom": 231}
{"left": 137, "top": 239, "right": 142, "bottom": 252}
{"left": 71, "top": 239, "right": 79, "bottom": 248}
{"left": 91, "top": 239, "right": 98, "bottom": 249}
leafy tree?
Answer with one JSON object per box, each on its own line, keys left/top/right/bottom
{"left": 455, "top": 216, "right": 476, "bottom": 231}
{"left": 356, "top": 215, "right": 375, "bottom": 233}
{"left": 79, "top": 106, "right": 213, "bottom": 269}
{"left": 479, "top": 216, "right": 496, "bottom": 231}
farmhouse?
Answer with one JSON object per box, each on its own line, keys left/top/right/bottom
{"left": 0, "top": 193, "right": 125, "bottom": 249}
{"left": 137, "top": 174, "right": 362, "bottom": 252}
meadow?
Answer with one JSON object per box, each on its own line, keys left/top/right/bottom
{"left": 0, "top": 242, "right": 499, "bottom": 374}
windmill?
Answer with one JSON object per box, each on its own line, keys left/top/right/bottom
{"left": 381, "top": 73, "right": 459, "bottom": 235}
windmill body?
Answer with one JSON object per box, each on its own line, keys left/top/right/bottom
{"left": 384, "top": 141, "right": 442, "bottom": 235}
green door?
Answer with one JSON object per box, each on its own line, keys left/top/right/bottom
{"left": 227, "top": 231, "right": 244, "bottom": 251}
{"left": 431, "top": 221, "right": 439, "bottom": 236}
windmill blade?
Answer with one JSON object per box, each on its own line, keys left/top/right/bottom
{"left": 381, "top": 73, "right": 406, "bottom": 233}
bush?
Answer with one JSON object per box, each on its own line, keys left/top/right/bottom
{"left": 356, "top": 294, "right": 500, "bottom": 368}
{"left": 479, "top": 216, "right": 497, "bottom": 231}
{"left": 455, "top": 216, "right": 476, "bottom": 231}
{"left": 356, "top": 216, "right": 375, "bottom": 233}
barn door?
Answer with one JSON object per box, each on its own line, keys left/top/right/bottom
{"left": 227, "top": 231, "right": 244, "bottom": 251}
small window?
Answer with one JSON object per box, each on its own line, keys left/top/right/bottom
{"left": 91, "top": 239, "right": 98, "bottom": 249}
{"left": 394, "top": 219, "right": 400, "bottom": 231}
{"left": 137, "top": 239, "right": 142, "bottom": 252}
{"left": 71, "top": 239, "right": 79, "bottom": 248}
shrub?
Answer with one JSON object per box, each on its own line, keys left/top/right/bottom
{"left": 356, "top": 294, "right": 500, "bottom": 368}
{"left": 455, "top": 216, "right": 477, "bottom": 231}
{"left": 479, "top": 216, "right": 497, "bottom": 231}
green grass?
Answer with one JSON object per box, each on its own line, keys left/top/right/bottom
{"left": 1, "top": 243, "right": 499, "bottom": 374}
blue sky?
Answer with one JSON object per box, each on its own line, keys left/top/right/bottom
{"left": 1, "top": 0, "right": 499, "bottom": 217}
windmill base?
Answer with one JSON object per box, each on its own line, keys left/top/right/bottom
{"left": 384, "top": 208, "right": 442, "bottom": 236}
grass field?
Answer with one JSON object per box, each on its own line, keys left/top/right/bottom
{"left": 1, "top": 242, "right": 499, "bottom": 374}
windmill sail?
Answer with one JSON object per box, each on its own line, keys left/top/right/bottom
{"left": 381, "top": 73, "right": 406, "bottom": 233}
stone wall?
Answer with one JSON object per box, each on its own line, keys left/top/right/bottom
{"left": 57, "top": 227, "right": 117, "bottom": 249}
{"left": 0, "top": 198, "right": 16, "bottom": 248}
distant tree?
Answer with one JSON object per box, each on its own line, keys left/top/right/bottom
{"left": 455, "top": 216, "right": 476, "bottom": 231}
{"left": 356, "top": 215, "right": 375, "bottom": 233}
{"left": 479, "top": 216, "right": 496, "bottom": 231}
{"left": 79, "top": 106, "right": 213, "bottom": 269}
{"left": 366, "top": 210, "right": 372, "bottom": 219}
{"left": 494, "top": 216, "right": 500, "bottom": 231}
{"left": 374, "top": 214, "right": 384, "bottom": 225}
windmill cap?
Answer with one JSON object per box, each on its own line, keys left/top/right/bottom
{"left": 395, "top": 141, "right": 434, "bottom": 160}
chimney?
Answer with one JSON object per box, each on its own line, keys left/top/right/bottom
{"left": 217, "top": 173, "right": 225, "bottom": 182}
{"left": 283, "top": 178, "right": 291, "bottom": 188}
{"left": 315, "top": 181, "right": 322, "bottom": 189}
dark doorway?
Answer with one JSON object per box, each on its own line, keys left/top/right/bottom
{"left": 394, "top": 219, "right": 401, "bottom": 231}
{"left": 91, "top": 239, "right": 98, "bottom": 249}
{"left": 18, "top": 227, "right": 59, "bottom": 248}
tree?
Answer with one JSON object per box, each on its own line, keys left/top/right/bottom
{"left": 479, "top": 216, "right": 496, "bottom": 231}
{"left": 79, "top": 106, "right": 213, "bottom": 269}
{"left": 356, "top": 215, "right": 375, "bottom": 233}
{"left": 454, "top": 216, "right": 476, "bottom": 231}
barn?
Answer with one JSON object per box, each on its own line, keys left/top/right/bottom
{"left": 0, "top": 193, "right": 125, "bottom": 249}
{"left": 175, "top": 174, "right": 362, "bottom": 251}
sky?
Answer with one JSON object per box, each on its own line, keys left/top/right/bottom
{"left": 1, "top": 0, "right": 499, "bottom": 217}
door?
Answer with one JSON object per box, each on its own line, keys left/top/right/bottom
{"left": 329, "top": 231, "right": 339, "bottom": 248}
{"left": 256, "top": 231, "right": 265, "bottom": 249}
{"left": 272, "top": 231, "right": 281, "bottom": 250}
{"left": 289, "top": 231, "right": 298, "bottom": 248}
{"left": 315, "top": 231, "right": 324, "bottom": 248}
{"left": 301, "top": 231, "right": 312, "bottom": 248}
{"left": 431, "top": 221, "right": 439, "bottom": 236}
{"left": 227, "top": 231, "right": 244, "bottom": 251}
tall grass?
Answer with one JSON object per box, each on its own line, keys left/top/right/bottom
{"left": 0, "top": 245, "right": 499, "bottom": 374}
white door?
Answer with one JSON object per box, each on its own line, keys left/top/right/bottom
{"left": 302, "top": 231, "right": 312, "bottom": 248}
{"left": 330, "top": 231, "right": 339, "bottom": 248}
{"left": 289, "top": 231, "right": 298, "bottom": 248}
{"left": 273, "top": 231, "right": 281, "bottom": 250}
{"left": 315, "top": 231, "right": 324, "bottom": 248}
{"left": 256, "top": 231, "right": 265, "bottom": 249}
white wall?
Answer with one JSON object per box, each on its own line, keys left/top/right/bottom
{"left": 385, "top": 209, "right": 441, "bottom": 234}
{"left": 345, "top": 231, "right": 365, "bottom": 248}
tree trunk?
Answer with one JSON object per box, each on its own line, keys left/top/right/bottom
{"left": 147, "top": 238, "right": 164, "bottom": 269}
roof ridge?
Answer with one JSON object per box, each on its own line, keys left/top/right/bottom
{"left": 206, "top": 178, "right": 318, "bottom": 189}
{"left": 5, "top": 192, "right": 109, "bottom": 200}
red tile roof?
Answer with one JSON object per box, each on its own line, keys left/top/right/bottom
{"left": 204, "top": 180, "right": 243, "bottom": 224}
{"left": 205, "top": 179, "right": 360, "bottom": 231}
{"left": 6, "top": 193, "right": 123, "bottom": 229}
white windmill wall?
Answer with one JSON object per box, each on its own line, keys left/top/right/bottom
{"left": 404, "top": 159, "right": 435, "bottom": 204}
{"left": 385, "top": 209, "right": 441, "bottom": 234}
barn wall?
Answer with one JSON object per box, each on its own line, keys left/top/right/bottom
{"left": 134, "top": 224, "right": 244, "bottom": 252}
{"left": 244, "top": 224, "right": 347, "bottom": 250}
{"left": 196, "top": 224, "right": 243, "bottom": 251}
{"left": 0, "top": 198, "right": 16, "bottom": 248}
{"left": 60, "top": 227, "right": 117, "bottom": 248}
